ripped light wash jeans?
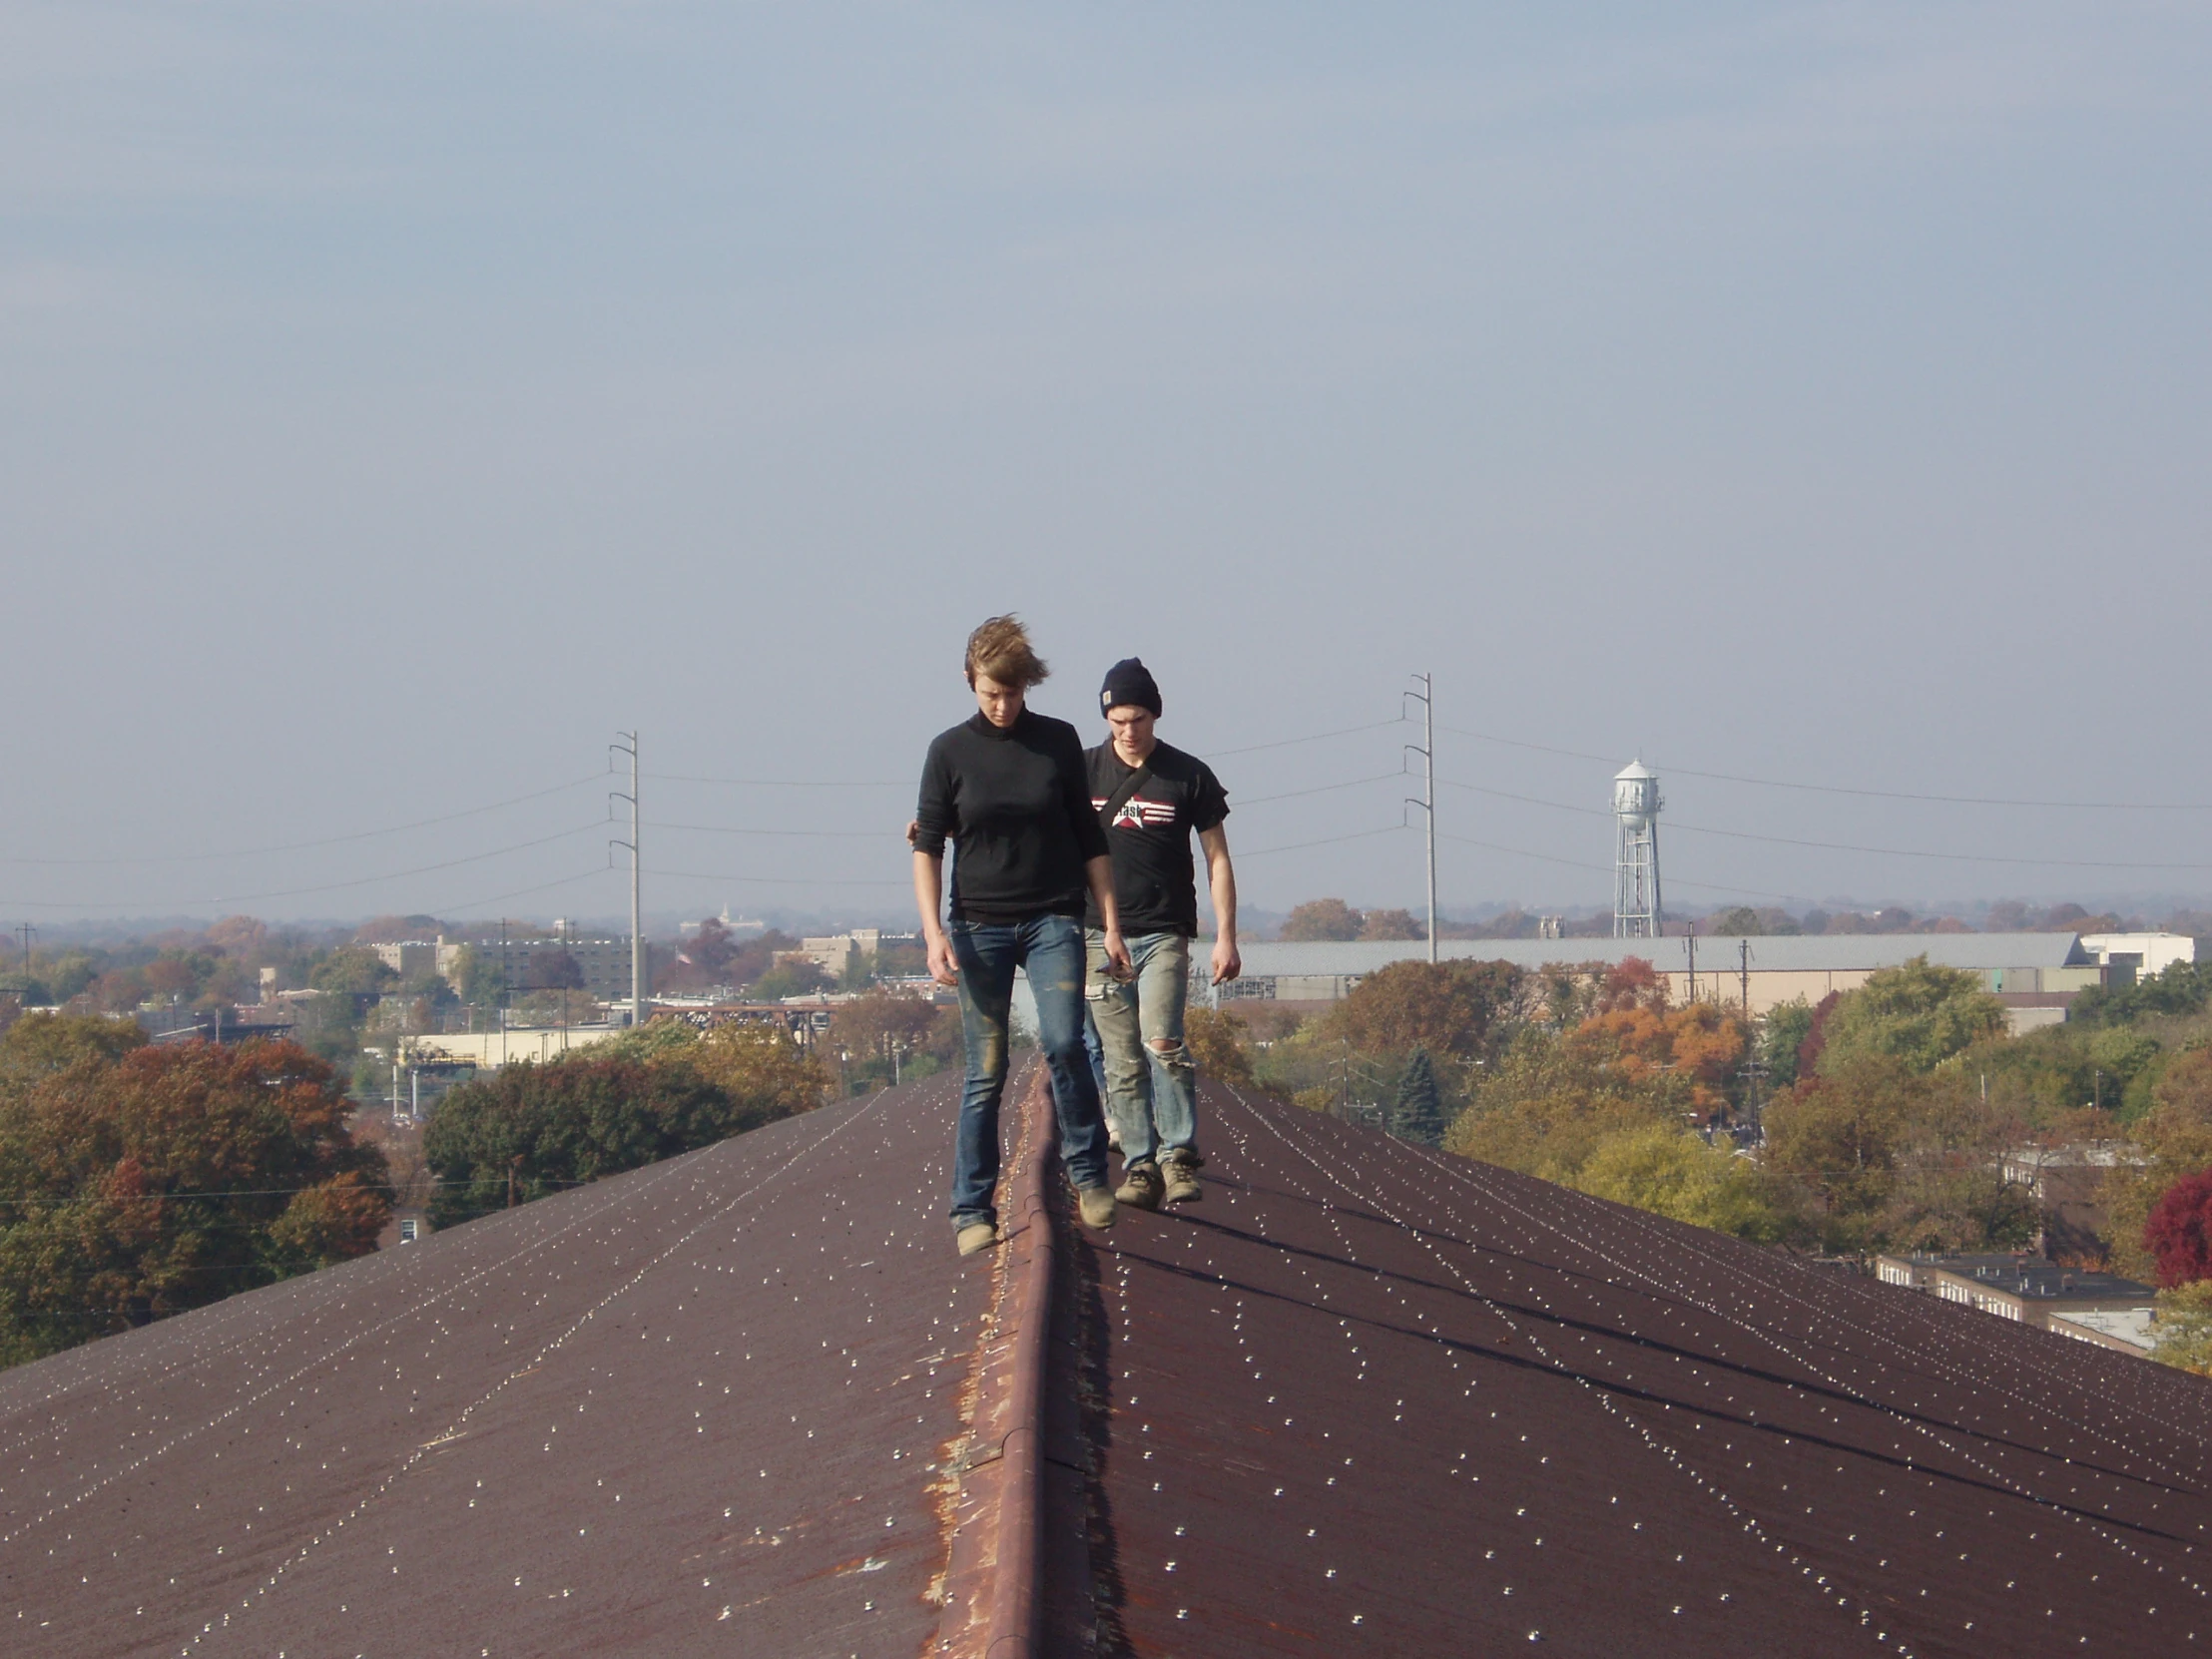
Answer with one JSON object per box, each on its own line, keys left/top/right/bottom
{"left": 1085, "top": 929, "right": 1197, "bottom": 1169}
{"left": 948, "top": 913, "right": 1110, "bottom": 1231}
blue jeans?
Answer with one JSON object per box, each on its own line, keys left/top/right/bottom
{"left": 1085, "top": 929, "right": 1198, "bottom": 1168}
{"left": 948, "top": 914, "right": 1111, "bottom": 1229}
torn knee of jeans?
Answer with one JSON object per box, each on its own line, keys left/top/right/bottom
{"left": 1148, "top": 1038, "right": 1192, "bottom": 1065}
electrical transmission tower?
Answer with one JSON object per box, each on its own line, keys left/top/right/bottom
{"left": 1611, "top": 760, "right": 1664, "bottom": 938}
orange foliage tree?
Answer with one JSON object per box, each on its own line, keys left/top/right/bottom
{"left": 1568, "top": 999, "right": 1747, "bottom": 1117}
{"left": 0, "top": 1034, "right": 389, "bottom": 1364}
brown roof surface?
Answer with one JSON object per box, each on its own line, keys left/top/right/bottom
{"left": 1083, "top": 1084, "right": 2211, "bottom": 1655}
{"left": 4, "top": 1070, "right": 2210, "bottom": 1657}
{"left": 0, "top": 1075, "right": 992, "bottom": 1658}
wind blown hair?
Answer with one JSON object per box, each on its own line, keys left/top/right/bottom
{"left": 963, "top": 615, "right": 1050, "bottom": 689}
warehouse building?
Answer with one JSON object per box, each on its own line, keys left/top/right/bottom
{"left": 1212, "top": 931, "right": 2133, "bottom": 1020}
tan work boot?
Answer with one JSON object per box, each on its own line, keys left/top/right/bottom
{"left": 1076, "top": 1186, "right": 1118, "bottom": 1230}
{"left": 1160, "top": 1152, "right": 1202, "bottom": 1204}
{"left": 956, "top": 1221, "right": 999, "bottom": 1257}
{"left": 1115, "top": 1163, "right": 1164, "bottom": 1211}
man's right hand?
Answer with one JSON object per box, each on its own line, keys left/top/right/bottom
{"left": 925, "top": 930, "right": 959, "bottom": 987}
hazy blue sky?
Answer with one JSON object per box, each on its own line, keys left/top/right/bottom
{"left": 4, "top": 3, "right": 2208, "bottom": 929}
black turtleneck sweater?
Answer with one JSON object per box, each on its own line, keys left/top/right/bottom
{"left": 913, "top": 709, "right": 1110, "bottom": 924}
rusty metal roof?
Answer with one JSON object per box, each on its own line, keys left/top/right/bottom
{"left": 4, "top": 1070, "right": 2208, "bottom": 1657}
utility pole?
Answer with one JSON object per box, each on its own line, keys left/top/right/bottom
{"left": 1403, "top": 674, "right": 1436, "bottom": 963}
{"left": 1686, "top": 928, "right": 1697, "bottom": 1002}
{"left": 611, "top": 733, "right": 644, "bottom": 1028}
{"left": 12, "top": 922, "right": 33, "bottom": 979}
{"left": 1739, "top": 938, "right": 1752, "bottom": 1015}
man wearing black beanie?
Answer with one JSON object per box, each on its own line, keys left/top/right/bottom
{"left": 1084, "top": 657, "right": 1240, "bottom": 1208}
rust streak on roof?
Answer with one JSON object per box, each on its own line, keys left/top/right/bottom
{"left": 931, "top": 1062, "right": 1057, "bottom": 1659}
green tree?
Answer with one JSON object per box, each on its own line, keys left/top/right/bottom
{"left": 1390, "top": 1048, "right": 1444, "bottom": 1145}
{"left": 445, "top": 944, "right": 506, "bottom": 1008}
{"left": 2150, "top": 1280, "right": 2212, "bottom": 1377}
{"left": 1279, "top": 898, "right": 1364, "bottom": 942}
{"left": 310, "top": 947, "right": 398, "bottom": 996}
{"left": 1761, "top": 998, "right": 1816, "bottom": 1090}
{"left": 751, "top": 959, "right": 830, "bottom": 1001}
{"left": 1708, "top": 906, "right": 1765, "bottom": 936}
{"left": 1815, "top": 957, "right": 2005, "bottom": 1076}
{"left": 425, "top": 1056, "right": 747, "bottom": 1228}
{"left": 0, "top": 1039, "right": 389, "bottom": 1366}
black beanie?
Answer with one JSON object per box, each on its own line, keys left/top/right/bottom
{"left": 1099, "top": 657, "right": 1162, "bottom": 717}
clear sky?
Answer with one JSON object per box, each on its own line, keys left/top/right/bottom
{"left": 4, "top": 3, "right": 2208, "bottom": 929}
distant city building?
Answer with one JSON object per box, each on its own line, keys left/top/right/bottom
{"left": 679, "top": 908, "right": 769, "bottom": 938}
{"left": 371, "top": 939, "right": 460, "bottom": 980}
{"left": 458, "top": 933, "right": 637, "bottom": 1000}
{"left": 785, "top": 929, "right": 901, "bottom": 978}
{"left": 1874, "top": 1252, "right": 2154, "bottom": 1333}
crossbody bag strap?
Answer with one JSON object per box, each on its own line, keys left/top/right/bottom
{"left": 1097, "top": 763, "right": 1155, "bottom": 830}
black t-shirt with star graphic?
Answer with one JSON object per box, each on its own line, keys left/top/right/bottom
{"left": 1082, "top": 739, "right": 1231, "bottom": 936}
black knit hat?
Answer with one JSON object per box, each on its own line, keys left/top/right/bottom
{"left": 1099, "top": 657, "right": 1162, "bottom": 717}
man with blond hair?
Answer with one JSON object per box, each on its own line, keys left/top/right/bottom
{"left": 912, "top": 616, "right": 1133, "bottom": 1256}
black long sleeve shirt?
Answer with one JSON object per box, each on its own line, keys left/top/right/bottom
{"left": 914, "top": 709, "right": 1110, "bottom": 924}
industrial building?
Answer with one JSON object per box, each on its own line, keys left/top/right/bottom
{"left": 1211, "top": 930, "right": 2190, "bottom": 1029}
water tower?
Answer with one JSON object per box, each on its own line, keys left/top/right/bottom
{"left": 1612, "top": 760, "right": 1664, "bottom": 938}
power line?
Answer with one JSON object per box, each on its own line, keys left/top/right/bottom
{"left": 1435, "top": 724, "right": 2212, "bottom": 812}
{"left": 645, "top": 773, "right": 907, "bottom": 789}
{"left": 1205, "top": 717, "right": 1407, "bottom": 758}
{"left": 1435, "top": 775, "right": 2212, "bottom": 871}
{"left": 0, "top": 772, "right": 610, "bottom": 865}
{"left": 1235, "top": 826, "right": 1410, "bottom": 859}
{"left": 1432, "top": 830, "right": 1819, "bottom": 904}
{"left": 1238, "top": 770, "right": 1409, "bottom": 807}
{"left": 645, "top": 865, "right": 908, "bottom": 888}
{"left": 649, "top": 821, "right": 889, "bottom": 839}
{"left": 0, "top": 824, "right": 611, "bottom": 912}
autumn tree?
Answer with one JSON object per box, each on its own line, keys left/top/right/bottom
{"left": 0, "top": 1011, "right": 146, "bottom": 1090}
{"left": 830, "top": 989, "right": 956, "bottom": 1086}
{"left": 1359, "top": 908, "right": 1424, "bottom": 942}
{"left": 687, "top": 1021, "right": 831, "bottom": 1121}
{"left": 1567, "top": 998, "right": 1746, "bottom": 1118}
{"left": 0, "top": 1039, "right": 389, "bottom": 1365}
{"left": 1279, "top": 898, "right": 1365, "bottom": 942}
{"left": 1321, "top": 959, "right": 1524, "bottom": 1063}
{"left": 2100, "top": 1047, "right": 2212, "bottom": 1281}
{"left": 2145, "top": 1171, "right": 2212, "bottom": 1288}
{"left": 1182, "top": 1007, "right": 1255, "bottom": 1089}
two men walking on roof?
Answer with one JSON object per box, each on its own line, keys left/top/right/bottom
{"left": 911, "top": 617, "right": 1240, "bottom": 1256}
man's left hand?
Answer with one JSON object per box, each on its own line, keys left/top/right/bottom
{"left": 1210, "top": 937, "right": 1242, "bottom": 985}
{"left": 1102, "top": 927, "right": 1134, "bottom": 980}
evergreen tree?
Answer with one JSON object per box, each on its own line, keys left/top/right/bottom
{"left": 1391, "top": 1046, "right": 1444, "bottom": 1145}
